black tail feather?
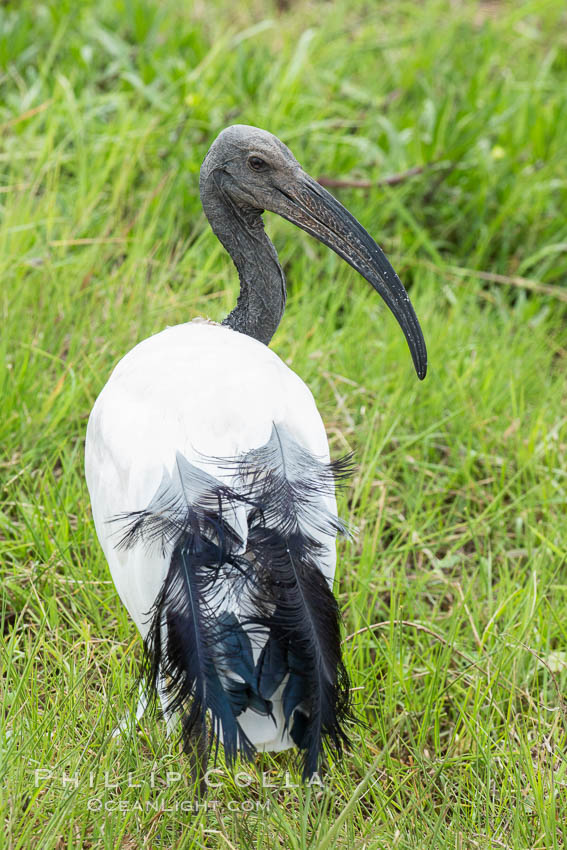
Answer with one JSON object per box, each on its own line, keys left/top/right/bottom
{"left": 243, "top": 526, "right": 352, "bottom": 779}
{"left": 111, "top": 424, "right": 355, "bottom": 779}
{"left": 144, "top": 531, "right": 268, "bottom": 767}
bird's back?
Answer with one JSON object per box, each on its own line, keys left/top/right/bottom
{"left": 85, "top": 320, "right": 352, "bottom": 776}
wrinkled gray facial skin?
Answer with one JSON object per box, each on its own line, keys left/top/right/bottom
{"left": 199, "top": 124, "right": 427, "bottom": 379}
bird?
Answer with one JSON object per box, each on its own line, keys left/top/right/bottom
{"left": 85, "top": 124, "right": 427, "bottom": 781}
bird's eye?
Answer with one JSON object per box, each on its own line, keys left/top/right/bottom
{"left": 248, "top": 155, "right": 267, "bottom": 172}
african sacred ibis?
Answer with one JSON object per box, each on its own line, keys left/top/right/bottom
{"left": 85, "top": 125, "right": 427, "bottom": 779}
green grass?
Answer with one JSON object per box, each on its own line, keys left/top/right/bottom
{"left": 1, "top": 0, "right": 567, "bottom": 846}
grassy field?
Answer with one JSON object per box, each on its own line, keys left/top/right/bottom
{"left": 2, "top": 0, "right": 567, "bottom": 847}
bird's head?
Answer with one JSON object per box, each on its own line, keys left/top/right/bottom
{"left": 200, "top": 124, "right": 427, "bottom": 379}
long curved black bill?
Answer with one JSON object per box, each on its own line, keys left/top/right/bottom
{"left": 270, "top": 172, "right": 427, "bottom": 379}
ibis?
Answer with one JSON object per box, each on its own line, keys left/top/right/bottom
{"left": 85, "top": 125, "right": 427, "bottom": 780}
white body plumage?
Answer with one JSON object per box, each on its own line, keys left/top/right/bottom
{"left": 85, "top": 319, "right": 339, "bottom": 754}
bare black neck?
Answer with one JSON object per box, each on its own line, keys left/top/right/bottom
{"left": 200, "top": 175, "right": 286, "bottom": 346}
